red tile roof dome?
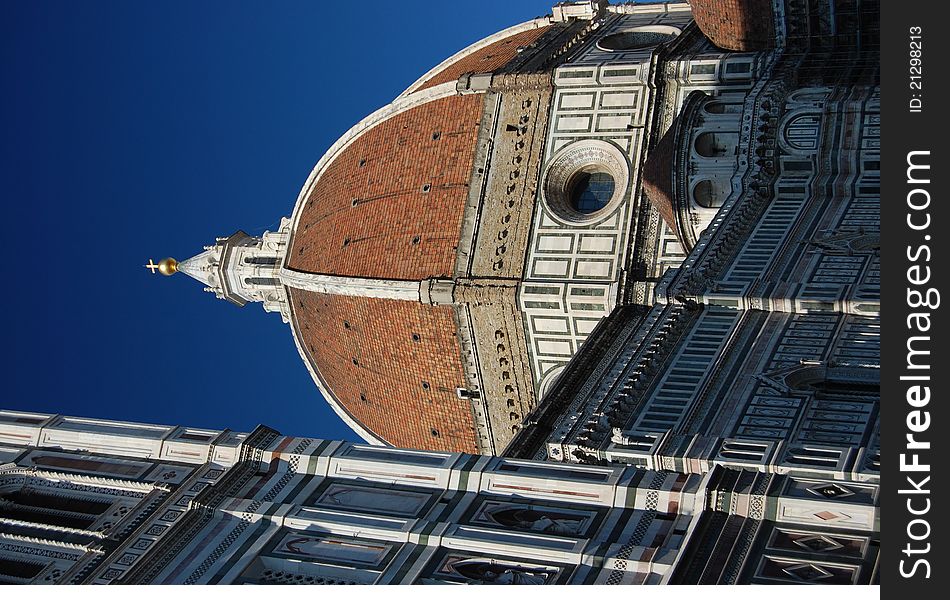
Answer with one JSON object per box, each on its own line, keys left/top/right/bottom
{"left": 288, "top": 92, "right": 482, "bottom": 281}
{"left": 402, "top": 21, "right": 552, "bottom": 95}
{"left": 641, "top": 92, "right": 710, "bottom": 252}
{"left": 283, "top": 21, "right": 561, "bottom": 452}
{"left": 688, "top": 0, "right": 776, "bottom": 51}
{"left": 290, "top": 290, "right": 478, "bottom": 453}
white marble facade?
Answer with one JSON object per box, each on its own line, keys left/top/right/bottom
{"left": 0, "top": 410, "right": 879, "bottom": 584}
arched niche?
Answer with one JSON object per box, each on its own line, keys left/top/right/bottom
{"left": 780, "top": 111, "right": 823, "bottom": 153}
{"left": 596, "top": 25, "right": 681, "bottom": 52}
{"left": 692, "top": 179, "right": 729, "bottom": 209}
{"left": 704, "top": 101, "right": 743, "bottom": 115}
{"left": 787, "top": 87, "right": 831, "bottom": 105}
{"left": 694, "top": 132, "right": 737, "bottom": 158}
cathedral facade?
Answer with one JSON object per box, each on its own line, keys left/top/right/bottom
{"left": 1, "top": 0, "right": 880, "bottom": 585}
{"left": 0, "top": 411, "right": 878, "bottom": 584}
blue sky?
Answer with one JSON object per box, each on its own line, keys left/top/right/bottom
{"left": 0, "top": 0, "right": 555, "bottom": 440}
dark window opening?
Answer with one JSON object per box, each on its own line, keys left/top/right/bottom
{"left": 694, "top": 180, "right": 726, "bottom": 208}
{"left": 695, "top": 132, "right": 733, "bottom": 158}
{"left": 243, "top": 256, "right": 278, "bottom": 266}
{"left": 244, "top": 277, "right": 278, "bottom": 286}
{"left": 599, "top": 31, "right": 676, "bottom": 51}
{"left": 569, "top": 171, "right": 614, "bottom": 214}
{"left": 725, "top": 62, "right": 751, "bottom": 73}
{"left": 0, "top": 499, "right": 98, "bottom": 530}
{"left": 0, "top": 557, "right": 45, "bottom": 581}
{"left": 704, "top": 102, "right": 742, "bottom": 115}
{"left": 3, "top": 489, "right": 111, "bottom": 516}
{"left": 784, "top": 160, "right": 813, "bottom": 172}
{"left": 178, "top": 432, "right": 214, "bottom": 442}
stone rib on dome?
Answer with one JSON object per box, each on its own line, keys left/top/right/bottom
{"left": 291, "top": 289, "right": 478, "bottom": 453}
{"left": 288, "top": 93, "right": 483, "bottom": 281}
{"left": 688, "top": 0, "right": 775, "bottom": 51}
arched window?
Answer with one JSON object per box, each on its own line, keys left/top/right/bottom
{"left": 598, "top": 30, "right": 677, "bottom": 51}
{"left": 704, "top": 102, "right": 742, "bottom": 115}
{"left": 783, "top": 113, "right": 822, "bottom": 151}
{"left": 694, "top": 132, "right": 733, "bottom": 158}
{"left": 788, "top": 88, "right": 830, "bottom": 104}
{"left": 782, "top": 364, "right": 880, "bottom": 395}
{"left": 693, "top": 180, "right": 726, "bottom": 209}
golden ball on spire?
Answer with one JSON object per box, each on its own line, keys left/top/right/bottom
{"left": 157, "top": 258, "right": 179, "bottom": 276}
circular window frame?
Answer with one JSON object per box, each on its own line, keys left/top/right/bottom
{"left": 542, "top": 139, "right": 630, "bottom": 224}
{"left": 596, "top": 25, "right": 681, "bottom": 52}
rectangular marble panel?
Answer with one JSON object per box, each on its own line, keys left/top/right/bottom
{"left": 536, "top": 339, "right": 574, "bottom": 357}
{"left": 555, "top": 115, "right": 592, "bottom": 132}
{"left": 537, "top": 234, "right": 575, "bottom": 253}
{"left": 573, "top": 259, "right": 612, "bottom": 279}
{"left": 531, "top": 316, "right": 571, "bottom": 334}
{"left": 578, "top": 234, "right": 616, "bottom": 254}
{"left": 558, "top": 92, "right": 596, "bottom": 110}
{"left": 573, "top": 318, "right": 602, "bottom": 336}
{"left": 599, "top": 91, "right": 638, "bottom": 109}
{"left": 595, "top": 114, "right": 633, "bottom": 132}
{"left": 532, "top": 259, "right": 571, "bottom": 278}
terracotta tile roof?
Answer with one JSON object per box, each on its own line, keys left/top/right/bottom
{"left": 415, "top": 25, "right": 552, "bottom": 91}
{"left": 291, "top": 289, "right": 479, "bottom": 453}
{"left": 689, "top": 0, "right": 776, "bottom": 51}
{"left": 288, "top": 94, "right": 483, "bottom": 281}
{"left": 641, "top": 122, "right": 680, "bottom": 247}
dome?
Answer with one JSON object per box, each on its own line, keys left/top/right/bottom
{"left": 688, "top": 0, "right": 775, "bottom": 51}
{"left": 286, "top": 92, "right": 484, "bottom": 451}
{"left": 641, "top": 125, "right": 680, "bottom": 245}
{"left": 290, "top": 290, "right": 477, "bottom": 453}
{"left": 641, "top": 91, "right": 721, "bottom": 252}
{"left": 401, "top": 21, "right": 552, "bottom": 95}
{"left": 283, "top": 20, "right": 564, "bottom": 453}
{"left": 288, "top": 93, "right": 483, "bottom": 281}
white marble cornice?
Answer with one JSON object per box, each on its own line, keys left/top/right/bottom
{"left": 279, "top": 268, "right": 423, "bottom": 302}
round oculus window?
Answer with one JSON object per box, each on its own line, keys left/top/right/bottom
{"left": 569, "top": 171, "right": 615, "bottom": 214}
{"left": 596, "top": 26, "right": 681, "bottom": 52}
{"left": 542, "top": 140, "right": 630, "bottom": 224}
